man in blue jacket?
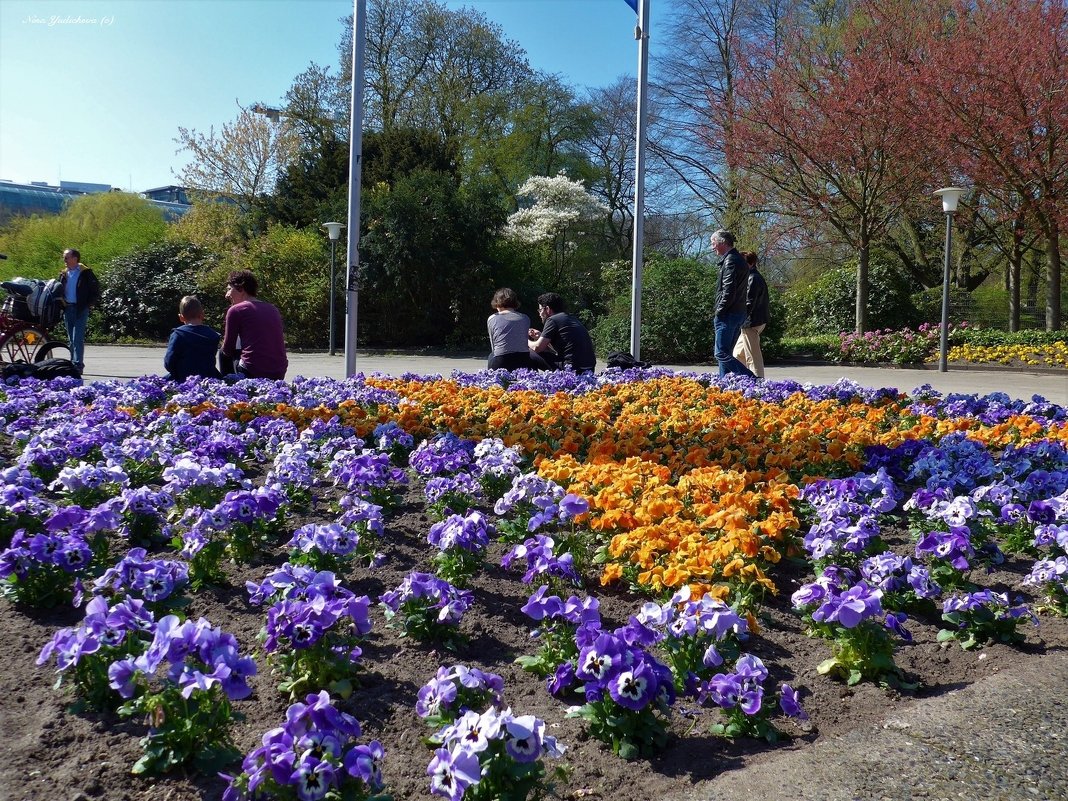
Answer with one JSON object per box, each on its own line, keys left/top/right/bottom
{"left": 710, "top": 230, "right": 756, "bottom": 378}
{"left": 58, "top": 248, "right": 100, "bottom": 372}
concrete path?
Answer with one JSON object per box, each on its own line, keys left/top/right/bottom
{"left": 79, "top": 344, "right": 1067, "bottom": 405}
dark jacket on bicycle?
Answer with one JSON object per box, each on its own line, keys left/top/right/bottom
{"left": 58, "top": 267, "right": 100, "bottom": 313}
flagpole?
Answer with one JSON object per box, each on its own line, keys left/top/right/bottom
{"left": 344, "top": 0, "right": 366, "bottom": 377}
{"left": 629, "top": 0, "right": 650, "bottom": 361}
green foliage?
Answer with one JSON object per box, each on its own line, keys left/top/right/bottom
{"left": 594, "top": 256, "right": 717, "bottom": 363}
{"left": 910, "top": 285, "right": 975, "bottom": 327}
{"left": 467, "top": 74, "right": 597, "bottom": 195}
{"left": 99, "top": 242, "right": 220, "bottom": 342}
{"left": 777, "top": 334, "right": 841, "bottom": 360}
{"left": 783, "top": 257, "right": 921, "bottom": 336}
{"left": 938, "top": 595, "right": 1035, "bottom": 651}
{"left": 170, "top": 218, "right": 333, "bottom": 349}
{"left": 484, "top": 238, "right": 552, "bottom": 324}
{"left": 119, "top": 685, "right": 239, "bottom": 775}
{"left": 247, "top": 226, "right": 330, "bottom": 350}
{"left": 360, "top": 170, "right": 506, "bottom": 347}
{"left": 760, "top": 294, "right": 789, "bottom": 360}
{"left": 567, "top": 696, "right": 670, "bottom": 760}
{"left": 263, "top": 134, "right": 351, "bottom": 229}
{"left": 0, "top": 193, "right": 167, "bottom": 281}
{"left": 167, "top": 200, "right": 254, "bottom": 258}
{"left": 951, "top": 327, "right": 1068, "bottom": 347}
{"left": 363, "top": 128, "right": 460, "bottom": 187}
{"left": 597, "top": 256, "right": 790, "bottom": 365}
{"left": 813, "top": 620, "right": 906, "bottom": 687}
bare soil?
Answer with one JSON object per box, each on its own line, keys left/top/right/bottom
{"left": 1, "top": 468, "right": 1065, "bottom": 801}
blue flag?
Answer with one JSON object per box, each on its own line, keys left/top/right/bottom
{"left": 624, "top": 0, "right": 637, "bottom": 11}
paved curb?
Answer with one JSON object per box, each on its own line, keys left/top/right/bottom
{"left": 775, "top": 357, "right": 1068, "bottom": 376}
{"left": 668, "top": 650, "right": 1068, "bottom": 801}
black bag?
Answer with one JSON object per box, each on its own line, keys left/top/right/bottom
{"left": 604, "top": 351, "right": 652, "bottom": 370}
{"left": 32, "top": 358, "right": 82, "bottom": 379}
{"left": 1, "top": 358, "right": 82, "bottom": 381}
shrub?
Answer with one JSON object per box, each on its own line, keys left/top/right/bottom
{"left": 99, "top": 242, "right": 219, "bottom": 342}
{"left": 777, "top": 335, "right": 840, "bottom": 360}
{"left": 911, "top": 285, "right": 975, "bottom": 328}
{"left": 595, "top": 256, "right": 713, "bottom": 363}
{"left": 595, "top": 256, "right": 786, "bottom": 364}
{"left": 951, "top": 327, "right": 1068, "bottom": 348}
{"left": 760, "top": 294, "right": 789, "bottom": 360}
{"left": 247, "top": 225, "right": 330, "bottom": 350}
{"left": 837, "top": 324, "right": 944, "bottom": 365}
{"left": 360, "top": 171, "right": 505, "bottom": 347}
{"left": 783, "top": 257, "right": 921, "bottom": 336}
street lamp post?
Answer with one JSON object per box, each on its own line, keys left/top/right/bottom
{"left": 322, "top": 222, "right": 344, "bottom": 356}
{"left": 934, "top": 187, "right": 965, "bottom": 373}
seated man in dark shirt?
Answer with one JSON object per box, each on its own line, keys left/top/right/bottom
{"left": 527, "top": 292, "right": 596, "bottom": 373}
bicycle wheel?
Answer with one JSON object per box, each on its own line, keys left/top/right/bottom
{"left": 33, "top": 339, "right": 72, "bottom": 362}
{"left": 0, "top": 326, "right": 49, "bottom": 365}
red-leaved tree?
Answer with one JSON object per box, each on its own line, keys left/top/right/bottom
{"left": 715, "top": 1, "right": 950, "bottom": 333}
{"left": 914, "top": 0, "right": 1066, "bottom": 330}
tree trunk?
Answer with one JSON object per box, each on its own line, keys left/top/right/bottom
{"left": 1045, "top": 220, "right": 1062, "bottom": 330}
{"left": 855, "top": 240, "right": 869, "bottom": 334}
{"left": 1009, "top": 235, "right": 1022, "bottom": 333}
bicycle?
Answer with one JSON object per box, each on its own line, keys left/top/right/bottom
{"left": 0, "top": 276, "right": 71, "bottom": 367}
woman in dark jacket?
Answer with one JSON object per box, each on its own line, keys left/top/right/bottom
{"left": 732, "top": 251, "right": 770, "bottom": 378}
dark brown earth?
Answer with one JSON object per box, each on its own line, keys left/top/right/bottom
{"left": 2, "top": 473, "right": 1066, "bottom": 801}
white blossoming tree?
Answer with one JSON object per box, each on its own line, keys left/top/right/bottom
{"left": 504, "top": 173, "right": 608, "bottom": 284}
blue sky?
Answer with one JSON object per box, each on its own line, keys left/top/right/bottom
{"left": 0, "top": 0, "right": 644, "bottom": 192}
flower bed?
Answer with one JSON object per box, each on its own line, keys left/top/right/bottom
{"left": 1, "top": 370, "right": 1067, "bottom": 800}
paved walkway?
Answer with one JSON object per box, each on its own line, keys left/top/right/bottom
{"left": 73, "top": 345, "right": 1068, "bottom": 798}
{"left": 79, "top": 344, "right": 1067, "bottom": 405}
{"left": 670, "top": 650, "right": 1068, "bottom": 801}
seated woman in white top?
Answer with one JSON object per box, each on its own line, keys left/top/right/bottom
{"left": 486, "top": 287, "right": 534, "bottom": 370}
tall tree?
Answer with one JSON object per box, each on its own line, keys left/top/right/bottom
{"left": 468, "top": 73, "right": 597, "bottom": 199}
{"left": 914, "top": 0, "right": 1067, "bottom": 330}
{"left": 722, "top": 3, "right": 943, "bottom": 332}
{"left": 341, "top": 0, "right": 530, "bottom": 156}
{"left": 652, "top": 0, "right": 811, "bottom": 233}
{"left": 174, "top": 106, "right": 299, "bottom": 207}
{"left": 283, "top": 62, "right": 348, "bottom": 147}
{"left": 359, "top": 170, "right": 505, "bottom": 345}
{"left": 583, "top": 78, "right": 637, "bottom": 258}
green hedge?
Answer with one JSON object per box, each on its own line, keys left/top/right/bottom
{"left": 776, "top": 327, "right": 1068, "bottom": 363}
{"left": 594, "top": 255, "right": 784, "bottom": 364}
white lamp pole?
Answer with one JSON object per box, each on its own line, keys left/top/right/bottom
{"left": 934, "top": 187, "right": 965, "bottom": 372}
{"left": 322, "top": 222, "right": 344, "bottom": 356}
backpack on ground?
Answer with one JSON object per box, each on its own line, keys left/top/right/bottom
{"left": 1, "top": 358, "right": 82, "bottom": 381}
{"left": 604, "top": 351, "right": 652, "bottom": 370}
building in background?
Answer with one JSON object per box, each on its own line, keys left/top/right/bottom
{"left": 0, "top": 179, "right": 192, "bottom": 226}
